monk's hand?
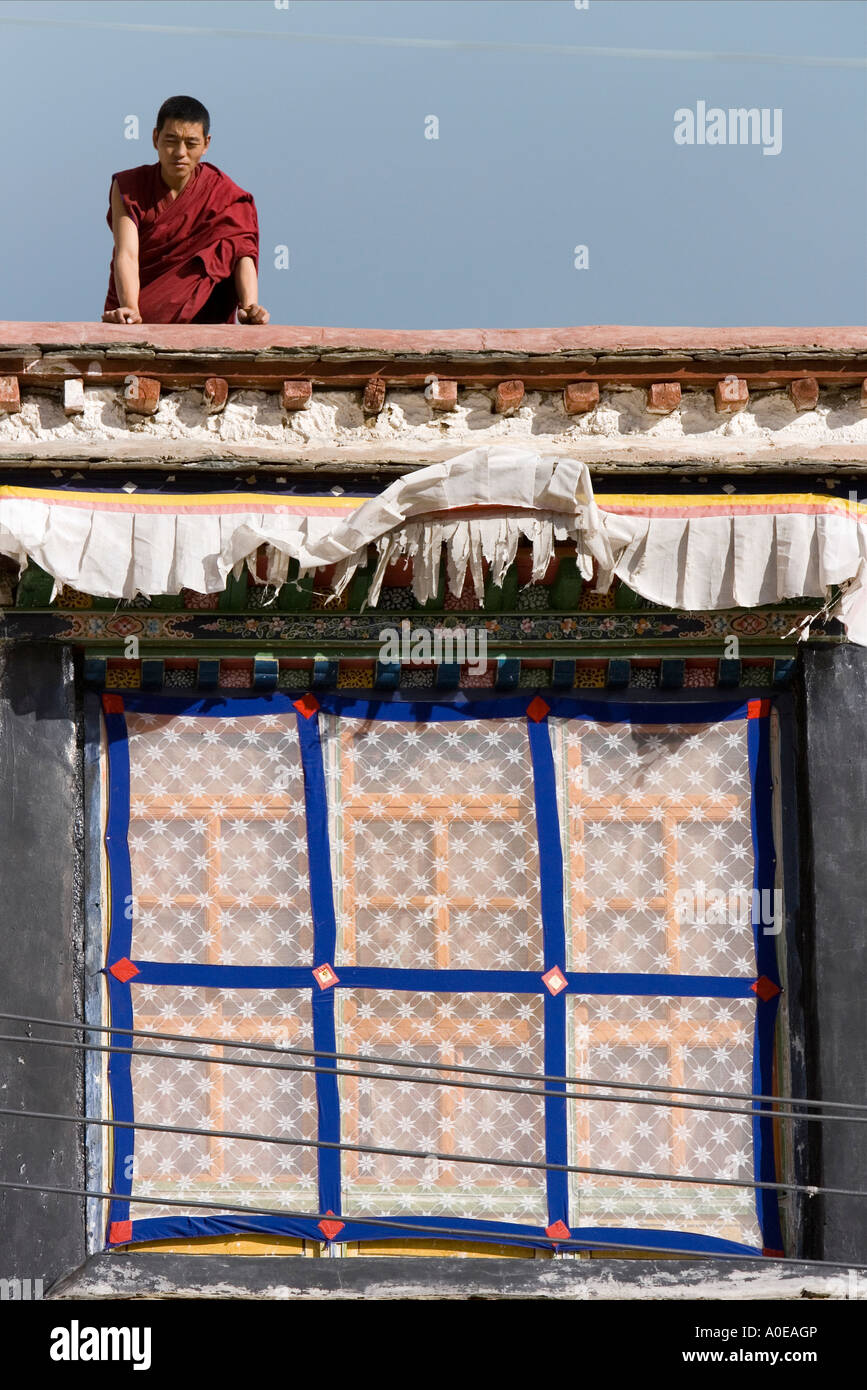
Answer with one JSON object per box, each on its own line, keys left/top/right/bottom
{"left": 238, "top": 303, "right": 270, "bottom": 325}
{"left": 102, "top": 307, "right": 143, "bottom": 324}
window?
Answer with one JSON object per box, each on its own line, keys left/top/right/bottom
{"left": 95, "top": 690, "right": 783, "bottom": 1256}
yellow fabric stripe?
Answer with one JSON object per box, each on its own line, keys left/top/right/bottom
{"left": 0, "top": 484, "right": 863, "bottom": 517}
{"left": 598, "top": 492, "right": 867, "bottom": 514}
{"left": 0, "top": 485, "right": 361, "bottom": 510}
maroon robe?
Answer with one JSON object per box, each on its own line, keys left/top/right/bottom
{"left": 104, "top": 161, "right": 260, "bottom": 324}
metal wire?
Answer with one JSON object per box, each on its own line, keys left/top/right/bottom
{"left": 2, "top": 1028, "right": 864, "bottom": 1128}
{"left": 1, "top": 1009, "right": 859, "bottom": 1114}
{"left": 2, "top": 1178, "right": 865, "bottom": 1273}
{"left": 2, "top": 1103, "right": 865, "bottom": 1200}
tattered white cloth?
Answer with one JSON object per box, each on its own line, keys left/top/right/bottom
{"left": 1, "top": 445, "right": 865, "bottom": 642}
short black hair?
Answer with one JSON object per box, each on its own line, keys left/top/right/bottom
{"left": 156, "top": 96, "right": 210, "bottom": 137}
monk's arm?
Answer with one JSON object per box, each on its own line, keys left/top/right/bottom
{"left": 102, "top": 181, "right": 142, "bottom": 325}
{"left": 234, "top": 256, "right": 269, "bottom": 325}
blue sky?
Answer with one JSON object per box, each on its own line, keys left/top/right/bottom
{"left": 0, "top": 0, "right": 865, "bottom": 327}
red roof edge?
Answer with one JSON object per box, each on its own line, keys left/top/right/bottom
{"left": 0, "top": 323, "right": 865, "bottom": 356}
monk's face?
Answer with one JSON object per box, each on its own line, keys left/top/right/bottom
{"left": 152, "top": 119, "right": 211, "bottom": 183}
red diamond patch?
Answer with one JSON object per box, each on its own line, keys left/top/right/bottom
{"left": 109, "top": 1220, "right": 133, "bottom": 1245}
{"left": 318, "top": 1211, "right": 345, "bottom": 1241}
{"left": 101, "top": 694, "right": 125, "bottom": 714}
{"left": 313, "top": 962, "right": 339, "bottom": 990}
{"left": 293, "top": 693, "right": 320, "bottom": 719}
{"left": 751, "top": 976, "right": 781, "bottom": 1002}
{"left": 541, "top": 965, "right": 568, "bottom": 996}
{"left": 545, "top": 1220, "right": 570, "bottom": 1241}
{"left": 526, "top": 696, "right": 551, "bottom": 723}
{"left": 108, "top": 957, "right": 140, "bottom": 983}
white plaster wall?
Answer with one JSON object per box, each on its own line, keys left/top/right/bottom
{"left": 2, "top": 385, "right": 867, "bottom": 453}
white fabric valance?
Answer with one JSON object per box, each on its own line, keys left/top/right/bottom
{"left": 1, "top": 445, "right": 864, "bottom": 643}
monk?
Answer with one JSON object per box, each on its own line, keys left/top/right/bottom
{"left": 102, "top": 95, "right": 269, "bottom": 325}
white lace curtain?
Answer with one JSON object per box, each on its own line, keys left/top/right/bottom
{"left": 111, "top": 707, "right": 765, "bottom": 1248}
